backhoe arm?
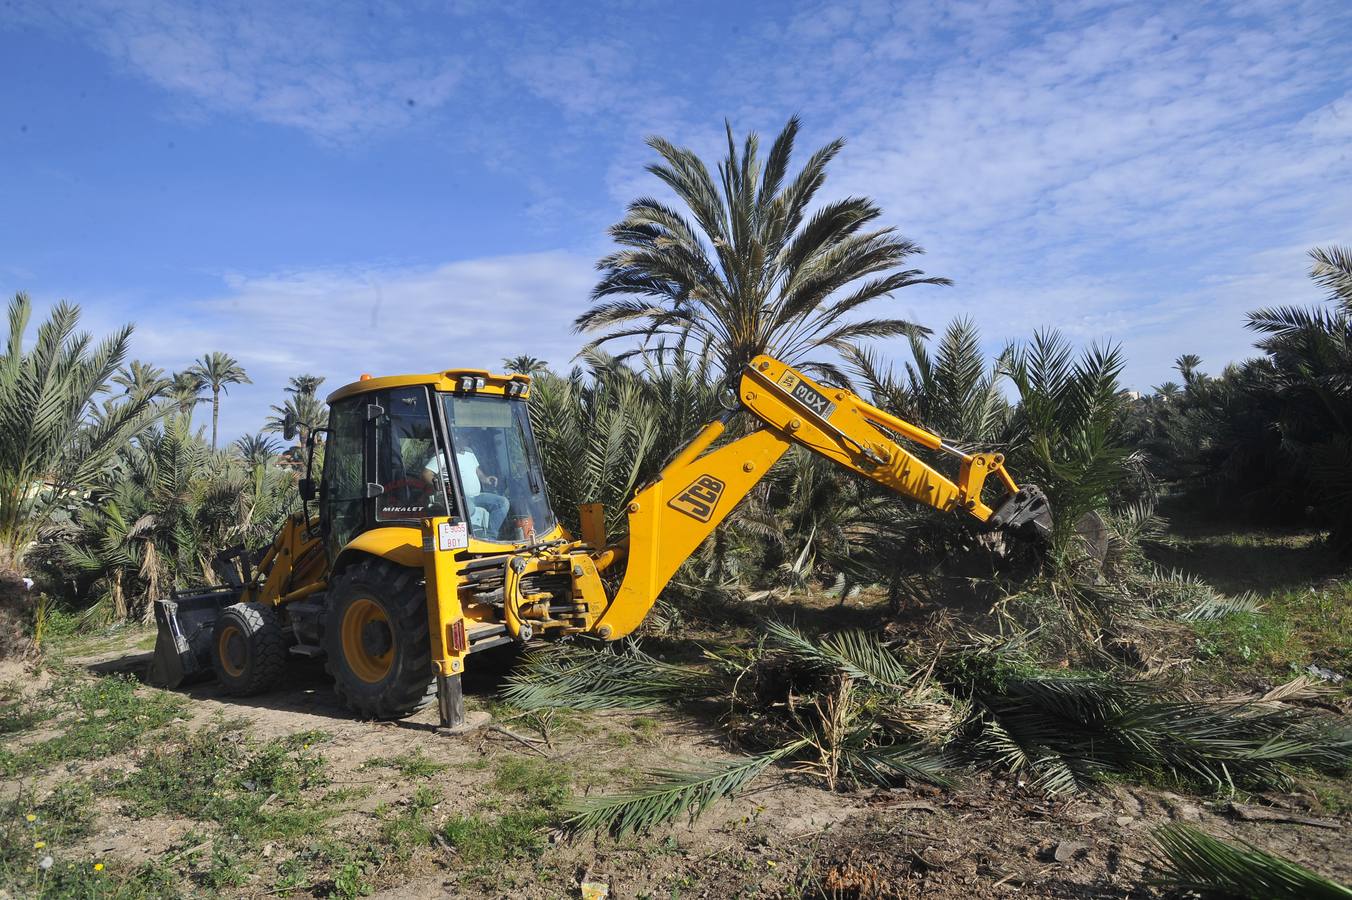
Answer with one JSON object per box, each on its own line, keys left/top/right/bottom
{"left": 590, "top": 354, "right": 1051, "bottom": 639}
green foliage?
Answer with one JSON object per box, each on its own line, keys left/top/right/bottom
{"left": 577, "top": 116, "right": 947, "bottom": 380}
{"left": 1002, "top": 330, "right": 1132, "bottom": 562}
{"left": 378, "top": 785, "right": 441, "bottom": 858}
{"left": 0, "top": 293, "right": 159, "bottom": 565}
{"left": 1153, "top": 824, "right": 1352, "bottom": 899}
{"left": 493, "top": 756, "right": 571, "bottom": 808}
{"left": 0, "top": 675, "right": 186, "bottom": 776}
{"left": 440, "top": 809, "right": 554, "bottom": 866}
{"left": 955, "top": 655, "right": 1352, "bottom": 795}
{"left": 763, "top": 620, "right": 912, "bottom": 689}
{"left": 1128, "top": 246, "right": 1352, "bottom": 549}
{"left": 47, "top": 414, "right": 298, "bottom": 622}
{"left": 503, "top": 355, "right": 549, "bottom": 375}
{"left": 112, "top": 724, "right": 337, "bottom": 846}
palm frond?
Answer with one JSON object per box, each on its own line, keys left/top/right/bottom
{"left": 838, "top": 742, "right": 956, "bottom": 788}
{"left": 565, "top": 741, "right": 805, "bottom": 836}
{"left": 1153, "top": 824, "right": 1352, "bottom": 900}
{"left": 765, "top": 621, "right": 912, "bottom": 689}
{"left": 499, "top": 641, "right": 718, "bottom": 711}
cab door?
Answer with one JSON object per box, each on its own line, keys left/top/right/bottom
{"left": 319, "top": 395, "right": 369, "bottom": 562}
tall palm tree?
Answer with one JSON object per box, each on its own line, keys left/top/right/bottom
{"left": 285, "top": 373, "right": 325, "bottom": 397}
{"left": 502, "top": 355, "right": 550, "bottom": 376}
{"left": 167, "top": 371, "right": 206, "bottom": 419}
{"left": 576, "top": 116, "right": 949, "bottom": 382}
{"left": 0, "top": 293, "right": 158, "bottom": 566}
{"left": 112, "top": 360, "right": 170, "bottom": 401}
{"left": 188, "top": 352, "right": 251, "bottom": 450}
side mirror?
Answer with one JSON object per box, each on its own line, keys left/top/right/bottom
{"left": 299, "top": 478, "right": 316, "bottom": 502}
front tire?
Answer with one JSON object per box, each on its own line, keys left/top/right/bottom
{"left": 323, "top": 557, "right": 435, "bottom": 719}
{"left": 211, "top": 603, "right": 287, "bottom": 695}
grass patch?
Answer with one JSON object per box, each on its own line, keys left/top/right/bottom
{"left": 1192, "top": 581, "right": 1352, "bottom": 684}
{"left": 111, "top": 724, "right": 337, "bottom": 844}
{"left": 436, "top": 754, "right": 571, "bottom": 871}
{"left": 0, "top": 673, "right": 187, "bottom": 776}
{"left": 361, "top": 748, "right": 448, "bottom": 779}
{"left": 440, "top": 808, "right": 554, "bottom": 865}
{"left": 378, "top": 785, "right": 442, "bottom": 858}
{"left": 1, "top": 783, "right": 179, "bottom": 898}
{"left": 492, "top": 756, "right": 570, "bottom": 807}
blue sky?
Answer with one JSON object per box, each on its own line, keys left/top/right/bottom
{"left": 2, "top": 0, "right": 1350, "bottom": 442}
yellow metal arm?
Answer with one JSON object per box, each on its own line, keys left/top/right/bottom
{"left": 590, "top": 354, "right": 1050, "bottom": 639}
{"left": 739, "top": 355, "right": 1024, "bottom": 522}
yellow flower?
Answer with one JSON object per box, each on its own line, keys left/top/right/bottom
{"left": 33, "top": 841, "right": 45, "bottom": 849}
{"left": 24, "top": 814, "right": 36, "bottom": 823}
{"left": 94, "top": 863, "right": 105, "bottom": 872}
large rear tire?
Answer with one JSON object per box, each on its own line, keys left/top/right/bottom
{"left": 322, "top": 557, "right": 435, "bottom": 719}
{"left": 210, "top": 603, "right": 287, "bottom": 696}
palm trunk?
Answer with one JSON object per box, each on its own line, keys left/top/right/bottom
{"left": 212, "top": 388, "right": 220, "bottom": 450}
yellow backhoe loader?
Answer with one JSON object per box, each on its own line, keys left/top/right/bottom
{"left": 151, "top": 354, "right": 1051, "bottom": 727}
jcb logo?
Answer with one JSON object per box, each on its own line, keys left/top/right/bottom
{"left": 777, "top": 369, "right": 836, "bottom": 419}
{"left": 668, "top": 474, "right": 725, "bottom": 522}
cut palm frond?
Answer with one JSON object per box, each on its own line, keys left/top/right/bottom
{"left": 958, "top": 658, "right": 1352, "bottom": 795}
{"left": 1179, "top": 590, "right": 1264, "bottom": 621}
{"left": 499, "top": 641, "right": 719, "bottom": 711}
{"left": 1153, "top": 824, "right": 1352, "bottom": 899}
{"left": 838, "top": 741, "right": 956, "bottom": 788}
{"left": 765, "top": 621, "right": 912, "bottom": 688}
{"left": 565, "top": 741, "right": 806, "bottom": 836}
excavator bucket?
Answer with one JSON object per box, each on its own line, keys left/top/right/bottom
{"left": 147, "top": 587, "right": 238, "bottom": 688}
{"left": 988, "top": 485, "right": 1053, "bottom": 539}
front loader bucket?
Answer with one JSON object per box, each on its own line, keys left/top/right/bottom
{"left": 147, "top": 588, "right": 239, "bottom": 688}
{"left": 989, "top": 485, "right": 1053, "bottom": 540}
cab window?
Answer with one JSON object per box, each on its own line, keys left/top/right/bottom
{"left": 373, "top": 386, "right": 450, "bottom": 522}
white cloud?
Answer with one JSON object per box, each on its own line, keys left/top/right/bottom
{"left": 708, "top": 0, "right": 1352, "bottom": 389}
{"left": 88, "top": 251, "right": 596, "bottom": 442}
{"left": 16, "top": 0, "right": 466, "bottom": 142}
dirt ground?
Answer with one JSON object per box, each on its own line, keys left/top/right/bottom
{"left": 2, "top": 618, "right": 1346, "bottom": 900}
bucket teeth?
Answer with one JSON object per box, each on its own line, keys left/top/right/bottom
{"left": 989, "top": 485, "right": 1053, "bottom": 539}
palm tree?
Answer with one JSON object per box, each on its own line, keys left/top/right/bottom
{"left": 167, "top": 370, "right": 206, "bottom": 421}
{"left": 502, "top": 355, "right": 549, "bottom": 376}
{"left": 1174, "top": 354, "right": 1202, "bottom": 384}
{"left": 575, "top": 116, "right": 949, "bottom": 382}
{"left": 0, "top": 293, "right": 158, "bottom": 566}
{"left": 1002, "top": 330, "right": 1131, "bottom": 562}
{"left": 265, "top": 392, "right": 327, "bottom": 445}
{"left": 234, "top": 433, "right": 281, "bottom": 467}
{"left": 112, "top": 360, "right": 170, "bottom": 400}
{"left": 188, "top": 352, "right": 251, "bottom": 450}
{"left": 285, "top": 373, "right": 325, "bottom": 397}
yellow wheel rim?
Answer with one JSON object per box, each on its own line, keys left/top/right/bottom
{"left": 341, "top": 598, "right": 394, "bottom": 683}
{"left": 217, "top": 624, "right": 245, "bottom": 678}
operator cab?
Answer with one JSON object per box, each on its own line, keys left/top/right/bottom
{"left": 314, "top": 370, "right": 558, "bottom": 560}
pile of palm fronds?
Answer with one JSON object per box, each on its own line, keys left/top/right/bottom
{"left": 1153, "top": 824, "right": 1352, "bottom": 899}
{"left": 952, "top": 653, "right": 1350, "bottom": 796}
{"left": 502, "top": 626, "right": 1351, "bottom": 836}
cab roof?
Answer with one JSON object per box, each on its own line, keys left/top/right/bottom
{"left": 326, "top": 369, "right": 532, "bottom": 404}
